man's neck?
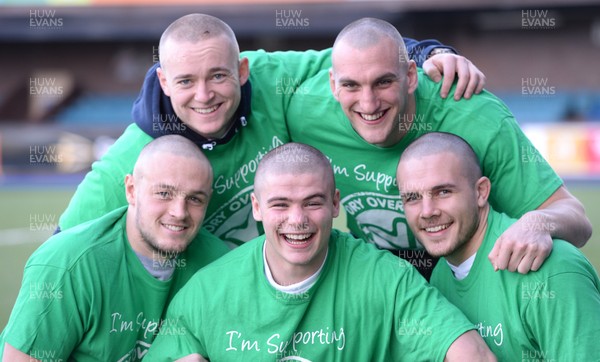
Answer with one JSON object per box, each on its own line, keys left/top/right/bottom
{"left": 264, "top": 246, "right": 328, "bottom": 286}
{"left": 446, "top": 205, "right": 490, "bottom": 267}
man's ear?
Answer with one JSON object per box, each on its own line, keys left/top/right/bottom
{"left": 250, "top": 192, "right": 263, "bottom": 222}
{"left": 125, "top": 174, "right": 136, "bottom": 206}
{"left": 332, "top": 189, "right": 341, "bottom": 218}
{"left": 156, "top": 67, "right": 171, "bottom": 97}
{"left": 406, "top": 60, "right": 419, "bottom": 95}
{"left": 329, "top": 68, "right": 340, "bottom": 102}
{"left": 238, "top": 57, "right": 250, "bottom": 86}
{"left": 475, "top": 176, "right": 491, "bottom": 207}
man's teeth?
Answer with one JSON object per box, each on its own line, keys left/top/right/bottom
{"left": 360, "top": 111, "right": 384, "bottom": 121}
{"left": 164, "top": 224, "right": 185, "bottom": 232}
{"left": 425, "top": 224, "right": 450, "bottom": 233}
{"left": 284, "top": 234, "right": 311, "bottom": 243}
{"left": 193, "top": 105, "right": 219, "bottom": 114}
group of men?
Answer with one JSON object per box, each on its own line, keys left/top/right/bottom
{"left": 2, "top": 12, "right": 599, "bottom": 361}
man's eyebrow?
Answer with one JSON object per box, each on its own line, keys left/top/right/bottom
{"left": 304, "top": 193, "right": 327, "bottom": 201}
{"left": 431, "top": 183, "right": 457, "bottom": 192}
{"left": 207, "top": 66, "right": 233, "bottom": 74}
{"left": 172, "top": 67, "right": 232, "bottom": 81}
{"left": 173, "top": 73, "right": 194, "bottom": 81}
{"left": 187, "top": 190, "right": 210, "bottom": 197}
{"left": 373, "top": 72, "right": 399, "bottom": 82}
{"left": 266, "top": 193, "right": 327, "bottom": 203}
{"left": 153, "top": 183, "right": 209, "bottom": 197}
{"left": 337, "top": 72, "right": 398, "bottom": 85}
{"left": 337, "top": 76, "right": 358, "bottom": 84}
{"left": 266, "top": 196, "right": 291, "bottom": 203}
{"left": 154, "top": 183, "right": 176, "bottom": 190}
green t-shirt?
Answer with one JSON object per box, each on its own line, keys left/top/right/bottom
{"left": 431, "top": 209, "right": 600, "bottom": 360}
{"left": 145, "top": 230, "right": 475, "bottom": 361}
{"left": 58, "top": 49, "right": 333, "bottom": 246}
{"left": 0, "top": 206, "right": 229, "bottom": 361}
{"left": 286, "top": 69, "right": 562, "bottom": 251}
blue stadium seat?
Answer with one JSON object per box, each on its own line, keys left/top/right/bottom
{"left": 497, "top": 91, "right": 600, "bottom": 124}
{"left": 52, "top": 93, "right": 137, "bottom": 125}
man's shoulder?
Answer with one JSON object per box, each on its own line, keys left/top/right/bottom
{"left": 28, "top": 207, "right": 128, "bottom": 270}
{"left": 539, "top": 238, "right": 598, "bottom": 279}
{"left": 193, "top": 236, "right": 263, "bottom": 276}
{"left": 415, "top": 69, "right": 512, "bottom": 119}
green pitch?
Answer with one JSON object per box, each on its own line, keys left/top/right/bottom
{"left": 1, "top": 185, "right": 599, "bottom": 331}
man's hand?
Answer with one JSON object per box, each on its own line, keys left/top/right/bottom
{"left": 488, "top": 211, "right": 553, "bottom": 274}
{"left": 488, "top": 185, "right": 592, "bottom": 274}
{"left": 422, "top": 53, "right": 486, "bottom": 101}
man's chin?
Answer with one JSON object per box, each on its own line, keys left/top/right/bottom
{"left": 184, "top": 114, "right": 235, "bottom": 138}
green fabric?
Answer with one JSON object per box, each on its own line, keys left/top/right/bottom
{"left": 145, "top": 230, "right": 475, "bottom": 361}
{"left": 58, "top": 49, "right": 333, "bottom": 246}
{"left": 0, "top": 206, "right": 229, "bottom": 361}
{"left": 431, "top": 209, "right": 600, "bottom": 360}
{"left": 286, "top": 68, "right": 563, "bottom": 250}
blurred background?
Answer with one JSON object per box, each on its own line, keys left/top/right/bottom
{"left": 1, "top": 0, "right": 599, "bottom": 329}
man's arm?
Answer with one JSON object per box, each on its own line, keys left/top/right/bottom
{"left": 489, "top": 186, "right": 592, "bottom": 273}
{"left": 444, "top": 330, "right": 497, "bottom": 362}
{"left": 451, "top": 103, "right": 591, "bottom": 274}
{"left": 2, "top": 344, "right": 41, "bottom": 362}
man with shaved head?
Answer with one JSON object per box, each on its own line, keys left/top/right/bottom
{"left": 58, "top": 13, "right": 487, "bottom": 249}
{"left": 146, "top": 143, "right": 495, "bottom": 361}
{"left": 0, "top": 135, "right": 229, "bottom": 361}
{"left": 287, "top": 17, "right": 591, "bottom": 279}
{"left": 397, "top": 132, "right": 600, "bottom": 359}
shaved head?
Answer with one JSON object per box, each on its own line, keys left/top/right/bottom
{"left": 399, "top": 132, "right": 482, "bottom": 184}
{"left": 254, "top": 143, "right": 335, "bottom": 197}
{"left": 126, "top": 134, "right": 213, "bottom": 260}
{"left": 332, "top": 17, "right": 408, "bottom": 70}
{"left": 134, "top": 134, "right": 213, "bottom": 181}
{"left": 159, "top": 13, "right": 239, "bottom": 68}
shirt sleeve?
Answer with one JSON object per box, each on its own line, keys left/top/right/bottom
{"left": 522, "top": 254, "right": 600, "bottom": 360}
{"left": 391, "top": 261, "right": 475, "bottom": 361}
{"left": 1, "top": 265, "right": 84, "bottom": 359}
{"left": 58, "top": 123, "right": 151, "bottom": 231}
{"left": 482, "top": 114, "right": 563, "bottom": 217}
